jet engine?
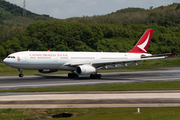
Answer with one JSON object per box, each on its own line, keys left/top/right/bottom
{"left": 38, "top": 69, "right": 58, "bottom": 73}
{"left": 75, "top": 65, "right": 97, "bottom": 75}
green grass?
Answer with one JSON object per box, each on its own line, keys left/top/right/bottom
{"left": 1, "top": 81, "right": 180, "bottom": 92}
{"left": 0, "top": 108, "right": 180, "bottom": 120}
{"left": 0, "top": 57, "right": 180, "bottom": 76}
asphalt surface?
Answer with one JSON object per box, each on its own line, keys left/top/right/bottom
{"left": 1, "top": 68, "right": 180, "bottom": 108}
{"left": 0, "top": 68, "right": 180, "bottom": 90}
{"left": 1, "top": 104, "right": 180, "bottom": 109}
{"left": 0, "top": 91, "right": 180, "bottom": 108}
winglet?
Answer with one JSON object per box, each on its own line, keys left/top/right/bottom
{"left": 127, "top": 29, "right": 154, "bottom": 53}
{"left": 167, "top": 51, "right": 175, "bottom": 57}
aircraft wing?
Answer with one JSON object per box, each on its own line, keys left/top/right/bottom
{"left": 64, "top": 51, "right": 175, "bottom": 67}
{"left": 141, "top": 51, "right": 175, "bottom": 58}
{"left": 63, "top": 56, "right": 166, "bottom": 68}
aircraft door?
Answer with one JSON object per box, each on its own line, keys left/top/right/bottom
{"left": 21, "top": 56, "right": 27, "bottom": 62}
{"left": 96, "top": 54, "right": 100, "bottom": 61}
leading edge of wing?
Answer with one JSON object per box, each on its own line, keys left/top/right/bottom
{"left": 63, "top": 56, "right": 166, "bottom": 67}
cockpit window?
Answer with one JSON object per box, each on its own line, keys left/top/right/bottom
{"left": 7, "top": 56, "right": 15, "bottom": 59}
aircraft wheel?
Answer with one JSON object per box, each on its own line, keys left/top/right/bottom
{"left": 90, "top": 74, "right": 101, "bottom": 79}
{"left": 97, "top": 74, "right": 101, "bottom": 79}
{"left": 68, "top": 73, "right": 72, "bottom": 78}
{"left": 19, "top": 74, "right": 24, "bottom": 77}
{"left": 68, "top": 73, "right": 79, "bottom": 78}
{"left": 90, "top": 74, "right": 94, "bottom": 79}
{"left": 74, "top": 74, "right": 79, "bottom": 78}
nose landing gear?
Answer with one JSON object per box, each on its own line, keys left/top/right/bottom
{"left": 18, "top": 69, "right": 24, "bottom": 77}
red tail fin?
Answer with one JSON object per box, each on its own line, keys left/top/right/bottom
{"left": 127, "top": 29, "right": 154, "bottom": 53}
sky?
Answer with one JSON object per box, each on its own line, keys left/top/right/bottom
{"left": 6, "top": 0, "right": 180, "bottom": 19}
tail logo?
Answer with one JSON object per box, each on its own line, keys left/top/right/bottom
{"left": 137, "top": 32, "right": 150, "bottom": 53}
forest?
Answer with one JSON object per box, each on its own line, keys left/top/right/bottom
{"left": 0, "top": 1, "right": 180, "bottom": 61}
{"left": 0, "top": 0, "right": 55, "bottom": 44}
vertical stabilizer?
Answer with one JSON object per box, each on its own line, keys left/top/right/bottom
{"left": 127, "top": 29, "right": 153, "bottom": 53}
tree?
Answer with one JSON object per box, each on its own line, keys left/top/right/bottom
{"left": 149, "top": 6, "right": 153, "bottom": 10}
{"left": 0, "top": 45, "right": 6, "bottom": 60}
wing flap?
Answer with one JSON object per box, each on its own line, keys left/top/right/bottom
{"left": 63, "top": 56, "right": 166, "bottom": 67}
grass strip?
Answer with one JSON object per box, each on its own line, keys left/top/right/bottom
{"left": 1, "top": 81, "right": 180, "bottom": 92}
{"left": 1, "top": 108, "right": 180, "bottom": 120}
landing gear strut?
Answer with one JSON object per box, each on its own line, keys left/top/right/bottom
{"left": 18, "top": 69, "right": 24, "bottom": 77}
{"left": 90, "top": 74, "right": 101, "bottom": 79}
{"left": 68, "top": 72, "right": 79, "bottom": 78}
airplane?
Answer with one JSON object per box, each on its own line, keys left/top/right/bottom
{"left": 3, "top": 29, "right": 171, "bottom": 79}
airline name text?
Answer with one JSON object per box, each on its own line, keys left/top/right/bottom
{"left": 29, "top": 54, "right": 68, "bottom": 57}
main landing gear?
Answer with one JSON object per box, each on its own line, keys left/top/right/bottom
{"left": 18, "top": 69, "right": 24, "bottom": 77}
{"left": 90, "top": 74, "right": 101, "bottom": 79}
{"left": 68, "top": 72, "right": 101, "bottom": 79}
{"left": 68, "top": 72, "right": 79, "bottom": 78}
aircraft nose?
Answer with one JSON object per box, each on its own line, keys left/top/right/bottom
{"left": 3, "top": 58, "right": 11, "bottom": 65}
{"left": 3, "top": 58, "right": 14, "bottom": 67}
{"left": 3, "top": 58, "right": 8, "bottom": 64}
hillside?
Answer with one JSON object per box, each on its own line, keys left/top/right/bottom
{"left": 0, "top": 0, "right": 52, "bottom": 20}
{"left": 0, "top": 0, "right": 55, "bottom": 43}
{"left": 62, "top": 3, "right": 180, "bottom": 27}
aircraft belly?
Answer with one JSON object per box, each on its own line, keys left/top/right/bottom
{"left": 10, "top": 64, "right": 60, "bottom": 70}
{"left": 58, "top": 66, "right": 75, "bottom": 71}
{"left": 13, "top": 59, "right": 63, "bottom": 70}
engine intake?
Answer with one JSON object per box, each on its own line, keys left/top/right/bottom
{"left": 38, "top": 69, "right": 58, "bottom": 73}
{"left": 75, "top": 65, "right": 97, "bottom": 75}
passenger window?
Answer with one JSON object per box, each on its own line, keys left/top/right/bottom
{"left": 7, "top": 56, "right": 10, "bottom": 58}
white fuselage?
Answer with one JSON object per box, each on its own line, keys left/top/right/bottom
{"left": 3, "top": 51, "right": 149, "bottom": 71}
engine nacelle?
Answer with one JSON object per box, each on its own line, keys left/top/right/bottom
{"left": 38, "top": 69, "right": 58, "bottom": 73}
{"left": 75, "top": 65, "right": 97, "bottom": 75}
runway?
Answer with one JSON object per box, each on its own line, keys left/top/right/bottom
{"left": 0, "top": 69, "right": 180, "bottom": 90}
{"left": 1, "top": 69, "right": 180, "bottom": 109}
{"left": 1, "top": 104, "right": 180, "bottom": 109}
{"left": 0, "top": 91, "right": 180, "bottom": 108}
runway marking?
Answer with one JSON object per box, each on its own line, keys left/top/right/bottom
{"left": 1, "top": 93, "right": 180, "bottom": 101}
{"left": 1, "top": 103, "right": 180, "bottom": 105}
{"left": 1, "top": 103, "right": 180, "bottom": 108}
